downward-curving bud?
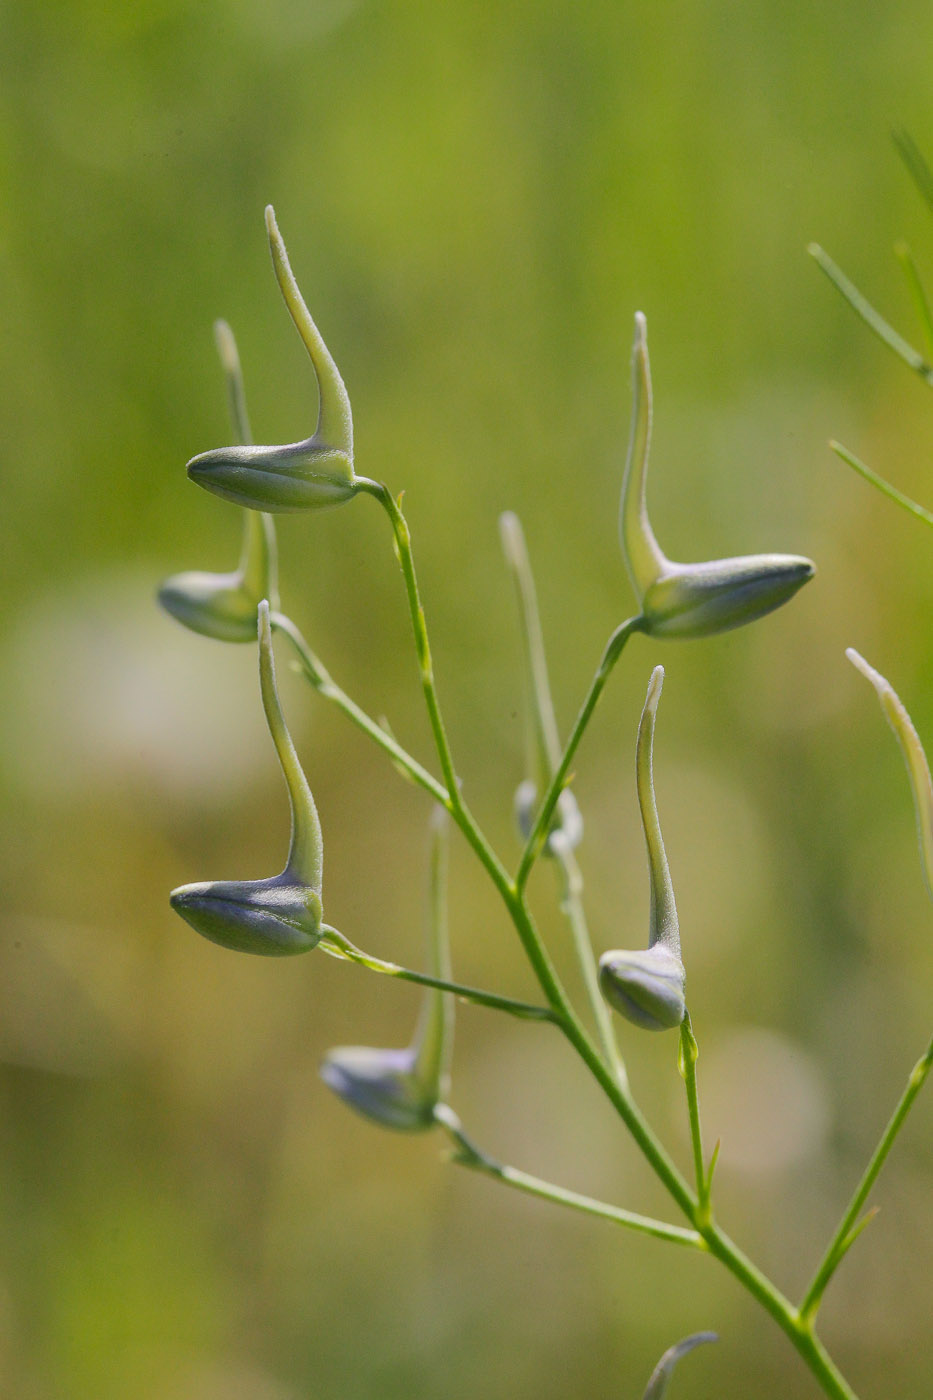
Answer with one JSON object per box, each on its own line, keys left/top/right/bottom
{"left": 320, "top": 809, "right": 453, "bottom": 1130}
{"left": 160, "top": 321, "right": 279, "bottom": 641}
{"left": 642, "top": 1332, "right": 718, "bottom": 1400}
{"left": 170, "top": 600, "right": 325, "bottom": 954}
{"left": 848, "top": 647, "right": 933, "bottom": 902}
{"left": 620, "top": 313, "right": 814, "bottom": 638}
{"left": 599, "top": 666, "right": 687, "bottom": 1031}
{"left": 187, "top": 206, "right": 357, "bottom": 513}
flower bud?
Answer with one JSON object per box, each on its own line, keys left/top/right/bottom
{"left": 500, "top": 511, "right": 583, "bottom": 855}
{"left": 187, "top": 207, "right": 357, "bottom": 513}
{"left": 170, "top": 600, "right": 325, "bottom": 954}
{"left": 321, "top": 809, "right": 453, "bottom": 1130}
{"left": 513, "top": 781, "right": 583, "bottom": 855}
{"left": 848, "top": 647, "right": 933, "bottom": 901}
{"left": 642, "top": 1332, "right": 717, "bottom": 1400}
{"left": 599, "top": 945, "right": 686, "bottom": 1032}
{"left": 620, "top": 312, "right": 814, "bottom": 638}
{"left": 161, "top": 321, "right": 279, "bottom": 641}
{"left": 599, "top": 666, "right": 687, "bottom": 1031}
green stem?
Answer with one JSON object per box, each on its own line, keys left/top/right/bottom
{"left": 799, "top": 1031, "right": 933, "bottom": 1322}
{"left": 319, "top": 926, "right": 558, "bottom": 1024}
{"left": 270, "top": 611, "right": 450, "bottom": 807}
{"left": 434, "top": 1105, "right": 703, "bottom": 1250}
{"left": 516, "top": 616, "right": 645, "bottom": 892}
{"left": 894, "top": 241, "right": 933, "bottom": 361}
{"left": 554, "top": 846, "right": 628, "bottom": 1091}
{"left": 354, "top": 478, "right": 584, "bottom": 1031}
{"left": 809, "top": 243, "right": 933, "bottom": 386}
{"left": 320, "top": 480, "right": 856, "bottom": 1398}
{"left": 679, "top": 1015, "right": 707, "bottom": 1216}
{"left": 830, "top": 441, "right": 933, "bottom": 529}
{"left": 356, "top": 479, "right": 461, "bottom": 804}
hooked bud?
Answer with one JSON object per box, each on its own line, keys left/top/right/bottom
{"left": 620, "top": 312, "right": 814, "bottom": 638}
{"left": 321, "top": 809, "right": 453, "bottom": 1130}
{"left": 847, "top": 647, "right": 933, "bottom": 902}
{"left": 187, "top": 206, "right": 357, "bottom": 513}
{"left": 170, "top": 600, "right": 325, "bottom": 954}
{"left": 642, "top": 1332, "right": 718, "bottom": 1400}
{"left": 161, "top": 322, "right": 279, "bottom": 641}
{"left": 500, "top": 511, "right": 583, "bottom": 856}
{"left": 599, "top": 666, "right": 687, "bottom": 1031}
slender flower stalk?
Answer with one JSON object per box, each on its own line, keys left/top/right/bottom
{"left": 809, "top": 242, "right": 933, "bottom": 386}
{"left": 799, "top": 1033, "right": 933, "bottom": 1321}
{"left": 434, "top": 1106, "right": 704, "bottom": 1251}
{"left": 830, "top": 441, "right": 933, "bottom": 529}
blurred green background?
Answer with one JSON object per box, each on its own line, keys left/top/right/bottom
{"left": 3, "top": 1, "right": 933, "bottom": 1396}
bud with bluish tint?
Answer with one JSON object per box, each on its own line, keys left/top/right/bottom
{"left": 599, "top": 666, "right": 687, "bottom": 1031}
{"left": 500, "top": 510, "right": 583, "bottom": 856}
{"left": 170, "top": 600, "right": 324, "bottom": 954}
{"left": 320, "top": 809, "right": 453, "bottom": 1130}
{"left": 160, "top": 320, "right": 279, "bottom": 641}
{"left": 187, "top": 206, "right": 357, "bottom": 513}
{"left": 642, "top": 1332, "right": 717, "bottom": 1400}
{"left": 620, "top": 313, "right": 814, "bottom": 638}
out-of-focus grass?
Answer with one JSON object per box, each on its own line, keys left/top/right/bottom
{"left": 2, "top": 2, "right": 933, "bottom": 1396}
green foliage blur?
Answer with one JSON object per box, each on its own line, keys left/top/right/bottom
{"left": 2, "top": 2, "right": 933, "bottom": 1396}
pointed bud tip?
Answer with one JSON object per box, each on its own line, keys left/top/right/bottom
{"left": 645, "top": 664, "right": 665, "bottom": 711}
{"left": 846, "top": 645, "right": 875, "bottom": 678}
{"left": 212, "top": 318, "right": 240, "bottom": 373}
{"left": 498, "top": 509, "right": 524, "bottom": 565}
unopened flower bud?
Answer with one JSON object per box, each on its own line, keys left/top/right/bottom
{"left": 187, "top": 207, "right": 357, "bottom": 513}
{"left": 599, "top": 945, "right": 686, "bottom": 1032}
{"left": 500, "top": 510, "right": 583, "bottom": 855}
{"left": 620, "top": 313, "right": 814, "bottom": 638}
{"left": 642, "top": 1332, "right": 717, "bottom": 1400}
{"left": 599, "top": 666, "right": 687, "bottom": 1031}
{"left": 514, "top": 781, "right": 583, "bottom": 855}
{"left": 161, "top": 321, "right": 279, "bottom": 641}
{"left": 170, "top": 600, "right": 325, "bottom": 954}
{"left": 321, "top": 809, "right": 453, "bottom": 1130}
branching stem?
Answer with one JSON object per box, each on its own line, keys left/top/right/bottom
{"left": 515, "top": 616, "right": 645, "bottom": 892}
{"left": 799, "top": 1030, "right": 933, "bottom": 1322}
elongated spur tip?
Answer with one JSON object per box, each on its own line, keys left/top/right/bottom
{"left": 846, "top": 647, "right": 881, "bottom": 688}
{"left": 213, "top": 317, "right": 237, "bottom": 363}
{"left": 645, "top": 664, "right": 664, "bottom": 706}
{"left": 633, "top": 310, "right": 648, "bottom": 345}
{"left": 264, "top": 203, "right": 277, "bottom": 234}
